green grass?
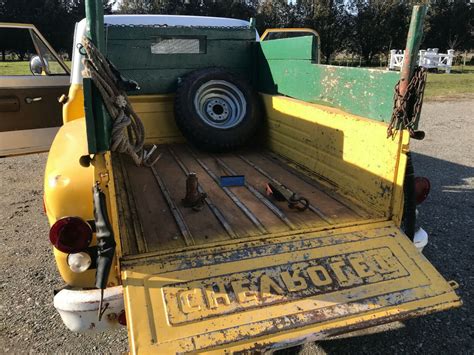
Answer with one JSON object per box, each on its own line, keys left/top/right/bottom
{"left": 1, "top": 60, "right": 472, "bottom": 100}
{"left": 0, "top": 61, "right": 32, "bottom": 75}
{"left": 0, "top": 60, "right": 71, "bottom": 75}
{"left": 424, "top": 66, "right": 474, "bottom": 99}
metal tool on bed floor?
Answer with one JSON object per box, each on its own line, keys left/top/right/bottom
{"left": 219, "top": 175, "right": 246, "bottom": 187}
{"left": 265, "top": 182, "right": 309, "bottom": 211}
{"left": 182, "top": 173, "right": 207, "bottom": 211}
{"left": 215, "top": 158, "right": 246, "bottom": 187}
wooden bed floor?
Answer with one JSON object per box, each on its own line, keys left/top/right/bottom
{"left": 113, "top": 144, "right": 377, "bottom": 256}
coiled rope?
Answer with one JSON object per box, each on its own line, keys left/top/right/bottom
{"left": 81, "top": 36, "right": 160, "bottom": 166}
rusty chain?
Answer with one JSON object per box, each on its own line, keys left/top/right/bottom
{"left": 387, "top": 66, "right": 428, "bottom": 139}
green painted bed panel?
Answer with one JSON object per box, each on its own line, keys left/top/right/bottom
{"left": 260, "top": 35, "right": 316, "bottom": 61}
{"left": 257, "top": 38, "right": 400, "bottom": 123}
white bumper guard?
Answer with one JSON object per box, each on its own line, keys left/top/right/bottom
{"left": 53, "top": 286, "right": 124, "bottom": 332}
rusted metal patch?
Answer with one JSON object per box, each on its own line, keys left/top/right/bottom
{"left": 151, "top": 290, "right": 459, "bottom": 353}
{"left": 162, "top": 247, "right": 407, "bottom": 325}
{"left": 231, "top": 298, "right": 460, "bottom": 354}
{"left": 120, "top": 223, "right": 395, "bottom": 271}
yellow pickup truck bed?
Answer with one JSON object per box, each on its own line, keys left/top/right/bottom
{"left": 113, "top": 144, "right": 378, "bottom": 256}
{"left": 103, "top": 95, "right": 460, "bottom": 354}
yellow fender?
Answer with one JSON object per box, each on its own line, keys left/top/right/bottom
{"left": 44, "top": 118, "right": 119, "bottom": 287}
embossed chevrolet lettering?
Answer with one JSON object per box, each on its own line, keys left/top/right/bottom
{"left": 167, "top": 248, "right": 407, "bottom": 320}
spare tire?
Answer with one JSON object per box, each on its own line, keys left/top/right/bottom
{"left": 175, "top": 68, "right": 261, "bottom": 151}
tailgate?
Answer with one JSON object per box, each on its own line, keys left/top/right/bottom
{"left": 120, "top": 222, "right": 461, "bottom": 353}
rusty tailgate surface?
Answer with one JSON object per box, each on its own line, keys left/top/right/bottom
{"left": 120, "top": 222, "right": 461, "bottom": 353}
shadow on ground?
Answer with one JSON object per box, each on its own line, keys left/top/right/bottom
{"left": 277, "top": 152, "right": 473, "bottom": 354}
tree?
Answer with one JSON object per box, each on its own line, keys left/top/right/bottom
{"left": 0, "top": 0, "right": 114, "bottom": 58}
{"left": 424, "top": 0, "right": 474, "bottom": 51}
{"left": 118, "top": 0, "right": 155, "bottom": 14}
{"left": 205, "top": 0, "right": 258, "bottom": 20}
{"left": 348, "top": 0, "right": 410, "bottom": 65}
{"left": 255, "top": 0, "right": 305, "bottom": 34}
{"left": 119, "top": 0, "right": 257, "bottom": 20}
{"left": 297, "top": 0, "right": 350, "bottom": 64}
{"left": 3, "top": 0, "right": 472, "bottom": 65}
{"left": 0, "top": 0, "right": 55, "bottom": 60}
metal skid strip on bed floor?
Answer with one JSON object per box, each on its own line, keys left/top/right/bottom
{"left": 237, "top": 154, "right": 334, "bottom": 225}
{"left": 168, "top": 146, "right": 239, "bottom": 239}
{"left": 265, "top": 152, "right": 372, "bottom": 218}
{"left": 214, "top": 156, "right": 298, "bottom": 230}
{"left": 150, "top": 165, "right": 196, "bottom": 246}
{"left": 186, "top": 146, "right": 268, "bottom": 235}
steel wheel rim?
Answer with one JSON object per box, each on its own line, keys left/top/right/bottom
{"left": 194, "top": 80, "right": 246, "bottom": 129}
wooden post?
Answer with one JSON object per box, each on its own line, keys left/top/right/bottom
{"left": 463, "top": 51, "right": 467, "bottom": 73}
{"left": 399, "top": 5, "right": 428, "bottom": 96}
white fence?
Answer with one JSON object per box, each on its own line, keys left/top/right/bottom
{"left": 389, "top": 48, "right": 455, "bottom": 73}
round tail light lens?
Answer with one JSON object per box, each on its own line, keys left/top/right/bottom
{"left": 49, "top": 217, "right": 92, "bottom": 253}
{"left": 67, "top": 252, "right": 92, "bottom": 273}
{"left": 415, "top": 177, "right": 431, "bottom": 205}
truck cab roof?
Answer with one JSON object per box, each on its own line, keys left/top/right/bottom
{"left": 102, "top": 14, "right": 251, "bottom": 27}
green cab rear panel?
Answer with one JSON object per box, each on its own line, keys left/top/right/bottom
{"left": 104, "top": 25, "right": 256, "bottom": 94}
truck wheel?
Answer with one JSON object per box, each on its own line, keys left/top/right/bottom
{"left": 175, "top": 68, "right": 260, "bottom": 151}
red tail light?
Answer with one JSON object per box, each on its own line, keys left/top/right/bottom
{"left": 49, "top": 217, "right": 92, "bottom": 253}
{"left": 415, "top": 177, "right": 431, "bottom": 205}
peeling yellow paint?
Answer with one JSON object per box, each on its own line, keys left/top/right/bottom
{"left": 121, "top": 223, "right": 461, "bottom": 354}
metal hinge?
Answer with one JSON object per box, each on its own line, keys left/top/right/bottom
{"left": 98, "top": 171, "right": 110, "bottom": 185}
{"left": 448, "top": 280, "right": 460, "bottom": 290}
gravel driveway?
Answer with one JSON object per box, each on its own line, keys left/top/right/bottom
{"left": 0, "top": 99, "right": 472, "bottom": 354}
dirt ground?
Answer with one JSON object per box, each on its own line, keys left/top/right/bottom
{"left": 0, "top": 99, "right": 472, "bottom": 354}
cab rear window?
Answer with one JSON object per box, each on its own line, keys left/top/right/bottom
{"left": 151, "top": 36, "right": 206, "bottom": 54}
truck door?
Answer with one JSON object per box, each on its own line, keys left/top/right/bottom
{"left": 0, "top": 24, "right": 70, "bottom": 156}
